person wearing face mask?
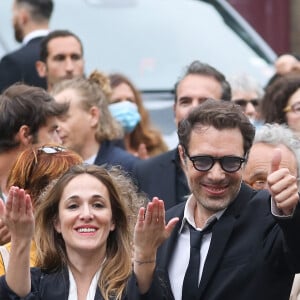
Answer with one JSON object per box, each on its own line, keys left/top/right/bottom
{"left": 109, "top": 100, "right": 141, "bottom": 134}
{"left": 51, "top": 70, "right": 140, "bottom": 175}
{"left": 109, "top": 73, "right": 168, "bottom": 159}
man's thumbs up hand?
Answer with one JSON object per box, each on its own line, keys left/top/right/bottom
{"left": 267, "top": 148, "right": 299, "bottom": 215}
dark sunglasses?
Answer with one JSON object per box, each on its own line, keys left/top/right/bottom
{"left": 25, "top": 145, "right": 67, "bottom": 189}
{"left": 186, "top": 153, "right": 246, "bottom": 173}
{"left": 234, "top": 98, "right": 259, "bottom": 108}
{"left": 38, "top": 145, "right": 66, "bottom": 154}
{"left": 32, "top": 145, "right": 66, "bottom": 164}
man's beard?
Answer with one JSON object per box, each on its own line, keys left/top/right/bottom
{"left": 14, "top": 22, "right": 23, "bottom": 43}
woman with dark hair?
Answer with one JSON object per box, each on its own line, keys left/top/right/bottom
{"left": 109, "top": 73, "right": 168, "bottom": 159}
{"left": 261, "top": 71, "right": 300, "bottom": 138}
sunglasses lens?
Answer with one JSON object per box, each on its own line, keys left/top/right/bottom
{"left": 235, "top": 99, "right": 259, "bottom": 108}
{"left": 193, "top": 156, "right": 213, "bottom": 171}
{"left": 250, "top": 99, "right": 259, "bottom": 106}
{"left": 222, "top": 157, "right": 243, "bottom": 172}
{"left": 234, "top": 99, "right": 247, "bottom": 107}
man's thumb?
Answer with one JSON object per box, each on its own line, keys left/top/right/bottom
{"left": 270, "top": 148, "right": 282, "bottom": 174}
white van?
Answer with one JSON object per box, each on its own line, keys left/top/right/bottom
{"left": 0, "top": 0, "right": 276, "bottom": 146}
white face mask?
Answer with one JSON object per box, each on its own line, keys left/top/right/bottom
{"left": 248, "top": 117, "right": 263, "bottom": 129}
{"left": 109, "top": 101, "right": 141, "bottom": 133}
{"left": 248, "top": 117, "right": 256, "bottom": 125}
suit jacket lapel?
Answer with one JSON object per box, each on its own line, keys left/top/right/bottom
{"left": 158, "top": 149, "right": 178, "bottom": 208}
{"left": 197, "top": 183, "right": 256, "bottom": 298}
{"left": 197, "top": 213, "right": 236, "bottom": 298}
{"left": 158, "top": 203, "right": 185, "bottom": 268}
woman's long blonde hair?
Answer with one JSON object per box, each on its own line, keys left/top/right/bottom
{"left": 52, "top": 70, "right": 123, "bottom": 142}
{"left": 35, "top": 164, "right": 145, "bottom": 300}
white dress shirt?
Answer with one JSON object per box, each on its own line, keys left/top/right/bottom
{"left": 168, "top": 195, "right": 225, "bottom": 300}
{"left": 68, "top": 267, "right": 101, "bottom": 300}
{"left": 22, "top": 29, "right": 49, "bottom": 45}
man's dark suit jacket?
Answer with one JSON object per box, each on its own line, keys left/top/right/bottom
{"left": 94, "top": 140, "right": 139, "bottom": 175}
{"left": 133, "top": 148, "right": 189, "bottom": 208}
{"left": 0, "top": 37, "right": 46, "bottom": 92}
{"left": 152, "top": 183, "right": 300, "bottom": 300}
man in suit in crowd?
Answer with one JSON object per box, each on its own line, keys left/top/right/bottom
{"left": 36, "top": 30, "right": 85, "bottom": 91}
{"left": 145, "top": 99, "right": 300, "bottom": 300}
{"left": 241, "top": 123, "right": 300, "bottom": 300}
{"left": 133, "top": 60, "right": 231, "bottom": 209}
{"left": 0, "top": 0, "right": 53, "bottom": 92}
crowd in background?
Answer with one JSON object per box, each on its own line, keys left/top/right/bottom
{"left": 1, "top": 1, "right": 300, "bottom": 300}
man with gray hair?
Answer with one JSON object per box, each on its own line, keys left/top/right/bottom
{"left": 242, "top": 123, "right": 300, "bottom": 300}
{"left": 243, "top": 123, "right": 300, "bottom": 190}
{"left": 229, "top": 73, "right": 264, "bottom": 127}
{"left": 0, "top": 0, "right": 53, "bottom": 92}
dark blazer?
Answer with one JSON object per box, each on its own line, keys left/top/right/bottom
{"left": 0, "top": 37, "right": 46, "bottom": 92}
{"left": 0, "top": 267, "right": 165, "bottom": 300}
{"left": 133, "top": 148, "right": 189, "bottom": 208}
{"left": 154, "top": 183, "right": 300, "bottom": 300}
{"left": 94, "top": 140, "right": 139, "bottom": 175}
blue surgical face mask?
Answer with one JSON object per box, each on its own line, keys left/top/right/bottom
{"left": 109, "top": 101, "right": 141, "bottom": 133}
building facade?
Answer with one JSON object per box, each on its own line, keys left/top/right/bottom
{"left": 228, "top": 0, "right": 300, "bottom": 56}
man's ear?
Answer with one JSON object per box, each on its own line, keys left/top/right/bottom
{"left": 36, "top": 60, "right": 47, "bottom": 78}
{"left": 173, "top": 102, "right": 176, "bottom": 119}
{"left": 18, "top": 7, "right": 29, "bottom": 27}
{"left": 17, "top": 125, "right": 33, "bottom": 146}
{"left": 178, "top": 144, "right": 187, "bottom": 169}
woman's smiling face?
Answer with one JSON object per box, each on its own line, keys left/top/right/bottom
{"left": 54, "top": 173, "right": 115, "bottom": 256}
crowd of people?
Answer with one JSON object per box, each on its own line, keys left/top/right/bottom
{"left": 0, "top": 0, "right": 300, "bottom": 299}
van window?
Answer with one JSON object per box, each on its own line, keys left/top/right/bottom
{"left": 0, "top": 0, "right": 276, "bottom": 88}
{"left": 0, "top": 0, "right": 276, "bottom": 146}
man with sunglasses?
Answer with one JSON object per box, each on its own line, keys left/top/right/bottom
{"left": 229, "top": 73, "right": 264, "bottom": 128}
{"left": 150, "top": 99, "right": 300, "bottom": 300}
{"left": 133, "top": 60, "right": 231, "bottom": 209}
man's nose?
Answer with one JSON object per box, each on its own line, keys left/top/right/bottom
{"left": 245, "top": 102, "right": 257, "bottom": 118}
{"left": 52, "top": 131, "right": 62, "bottom": 144}
{"left": 206, "top": 162, "right": 226, "bottom": 180}
{"left": 65, "top": 57, "right": 75, "bottom": 72}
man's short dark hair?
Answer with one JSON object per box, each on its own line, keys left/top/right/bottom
{"left": 39, "top": 30, "right": 84, "bottom": 62}
{"left": 16, "top": 0, "right": 54, "bottom": 21}
{"left": 0, "top": 83, "right": 68, "bottom": 153}
{"left": 178, "top": 99, "right": 255, "bottom": 156}
{"left": 174, "top": 60, "right": 232, "bottom": 102}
